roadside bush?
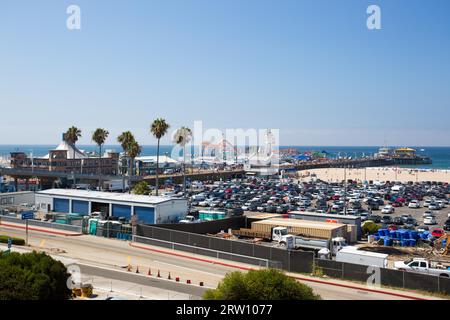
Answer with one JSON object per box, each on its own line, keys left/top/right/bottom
{"left": 0, "top": 235, "right": 25, "bottom": 245}
{"left": 0, "top": 251, "right": 71, "bottom": 300}
{"left": 203, "top": 269, "right": 321, "bottom": 300}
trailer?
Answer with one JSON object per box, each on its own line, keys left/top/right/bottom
{"left": 335, "top": 247, "right": 388, "bottom": 268}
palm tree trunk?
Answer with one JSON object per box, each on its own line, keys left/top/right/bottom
{"left": 155, "top": 139, "right": 160, "bottom": 196}
{"left": 129, "top": 157, "right": 133, "bottom": 194}
{"left": 128, "top": 156, "right": 132, "bottom": 194}
{"left": 183, "top": 144, "right": 186, "bottom": 195}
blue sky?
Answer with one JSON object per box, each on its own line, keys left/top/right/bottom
{"left": 1, "top": 0, "right": 449, "bottom": 146}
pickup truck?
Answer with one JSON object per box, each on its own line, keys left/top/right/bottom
{"left": 394, "top": 258, "right": 450, "bottom": 277}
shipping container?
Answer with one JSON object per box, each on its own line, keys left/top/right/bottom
{"left": 250, "top": 218, "right": 347, "bottom": 239}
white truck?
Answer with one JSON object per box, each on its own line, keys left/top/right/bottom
{"left": 179, "top": 215, "right": 200, "bottom": 224}
{"left": 335, "top": 247, "right": 388, "bottom": 268}
{"left": 103, "top": 180, "right": 129, "bottom": 192}
{"left": 393, "top": 258, "right": 450, "bottom": 277}
{"left": 273, "top": 227, "right": 348, "bottom": 256}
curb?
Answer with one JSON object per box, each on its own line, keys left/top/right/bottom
{"left": 129, "top": 242, "right": 428, "bottom": 300}
{"left": 0, "top": 222, "right": 83, "bottom": 237}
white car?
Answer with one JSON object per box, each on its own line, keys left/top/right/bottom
{"left": 198, "top": 200, "right": 211, "bottom": 207}
{"left": 428, "top": 203, "right": 440, "bottom": 210}
{"left": 422, "top": 211, "right": 434, "bottom": 217}
{"left": 423, "top": 216, "right": 436, "bottom": 225}
{"left": 381, "top": 205, "right": 395, "bottom": 214}
{"left": 423, "top": 199, "right": 432, "bottom": 207}
{"left": 437, "top": 200, "right": 447, "bottom": 208}
{"left": 408, "top": 200, "right": 420, "bottom": 208}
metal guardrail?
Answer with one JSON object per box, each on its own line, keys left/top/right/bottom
{"left": 0, "top": 215, "right": 82, "bottom": 233}
{"left": 133, "top": 235, "right": 270, "bottom": 268}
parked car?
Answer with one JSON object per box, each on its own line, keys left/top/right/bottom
{"left": 381, "top": 205, "right": 395, "bottom": 214}
{"left": 381, "top": 216, "right": 392, "bottom": 224}
{"left": 408, "top": 200, "right": 421, "bottom": 208}
{"left": 367, "top": 215, "right": 381, "bottom": 223}
{"left": 417, "top": 225, "right": 430, "bottom": 232}
{"left": 428, "top": 203, "right": 441, "bottom": 210}
{"left": 431, "top": 228, "right": 445, "bottom": 238}
{"left": 423, "top": 215, "right": 437, "bottom": 225}
{"left": 444, "top": 220, "right": 450, "bottom": 231}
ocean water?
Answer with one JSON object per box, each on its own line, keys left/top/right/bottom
{"left": 1, "top": 145, "right": 450, "bottom": 169}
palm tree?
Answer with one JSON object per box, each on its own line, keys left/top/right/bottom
{"left": 92, "top": 128, "right": 109, "bottom": 190}
{"left": 65, "top": 126, "right": 82, "bottom": 160}
{"left": 127, "top": 140, "right": 142, "bottom": 177}
{"left": 173, "top": 126, "right": 192, "bottom": 195}
{"left": 117, "top": 131, "right": 135, "bottom": 175}
{"left": 150, "top": 118, "right": 170, "bottom": 196}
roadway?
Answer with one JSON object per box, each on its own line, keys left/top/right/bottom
{"left": 0, "top": 225, "right": 442, "bottom": 300}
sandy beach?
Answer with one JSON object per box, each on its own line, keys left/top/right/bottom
{"left": 298, "top": 167, "right": 450, "bottom": 184}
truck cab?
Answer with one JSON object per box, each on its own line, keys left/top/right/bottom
{"left": 272, "top": 227, "right": 347, "bottom": 256}
{"left": 394, "top": 258, "right": 450, "bottom": 277}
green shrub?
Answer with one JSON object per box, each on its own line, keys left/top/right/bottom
{"left": 203, "top": 269, "right": 321, "bottom": 300}
{"left": 0, "top": 235, "right": 25, "bottom": 245}
{"left": 0, "top": 251, "right": 71, "bottom": 300}
{"left": 361, "top": 221, "right": 381, "bottom": 236}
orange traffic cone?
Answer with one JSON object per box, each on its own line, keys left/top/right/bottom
{"left": 136, "top": 266, "right": 140, "bottom": 274}
{"left": 127, "top": 264, "right": 132, "bottom": 272}
{"left": 157, "top": 270, "right": 161, "bottom": 278}
{"left": 168, "top": 272, "right": 172, "bottom": 280}
{"left": 148, "top": 268, "right": 152, "bottom": 276}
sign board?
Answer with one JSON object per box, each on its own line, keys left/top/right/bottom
{"left": 21, "top": 211, "right": 34, "bottom": 220}
{"left": 7, "top": 238, "right": 12, "bottom": 249}
{"left": 286, "top": 235, "right": 294, "bottom": 250}
{"left": 326, "top": 219, "right": 338, "bottom": 224}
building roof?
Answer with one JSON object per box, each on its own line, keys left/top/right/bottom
{"left": 252, "top": 218, "right": 345, "bottom": 230}
{"left": 37, "top": 189, "right": 183, "bottom": 205}
{"left": 135, "top": 155, "right": 179, "bottom": 164}
{"left": 289, "top": 211, "right": 360, "bottom": 221}
{"left": 41, "top": 140, "right": 87, "bottom": 160}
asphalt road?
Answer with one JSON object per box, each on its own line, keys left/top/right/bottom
{"left": 0, "top": 225, "right": 441, "bottom": 300}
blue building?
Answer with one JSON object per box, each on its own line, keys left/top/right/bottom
{"left": 35, "top": 189, "right": 187, "bottom": 224}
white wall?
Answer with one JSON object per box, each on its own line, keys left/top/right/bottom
{"left": 156, "top": 199, "right": 188, "bottom": 224}
{"left": 0, "top": 191, "right": 35, "bottom": 207}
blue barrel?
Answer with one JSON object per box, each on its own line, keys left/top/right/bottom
{"left": 389, "top": 231, "right": 397, "bottom": 239}
{"left": 384, "top": 238, "right": 392, "bottom": 246}
{"left": 420, "top": 232, "right": 429, "bottom": 240}
{"left": 374, "top": 235, "right": 380, "bottom": 241}
{"left": 401, "top": 240, "right": 409, "bottom": 247}
{"left": 409, "top": 239, "right": 417, "bottom": 247}
{"left": 409, "top": 231, "right": 419, "bottom": 240}
{"left": 443, "top": 240, "right": 447, "bottom": 248}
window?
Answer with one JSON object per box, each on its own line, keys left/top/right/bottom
{"left": 410, "top": 262, "right": 419, "bottom": 267}
{"left": 420, "top": 262, "right": 427, "bottom": 268}
{"left": 1, "top": 197, "right": 14, "bottom": 205}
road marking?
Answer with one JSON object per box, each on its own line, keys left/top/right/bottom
{"left": 127, "top": 256, "right": 131, "bottom": 265}
{"left": 39, "top": 239, "right": 46, "bottom": 248}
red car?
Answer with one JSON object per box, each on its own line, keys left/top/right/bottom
{"left": 388, "top": 225, "right": 398, "bottom": 231}
{"left": 332, "top": 195, "right": 340, "bottom": 200}
{"left": 431, "top": 228, "right": 445, "bottom": 238}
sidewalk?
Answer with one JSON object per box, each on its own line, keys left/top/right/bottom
{"left": 0, "top": 221, "right": 83, "bottom": 236}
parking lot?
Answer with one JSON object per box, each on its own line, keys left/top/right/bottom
{"left": 184, "top": 176, "right": 450, "bottom": 235}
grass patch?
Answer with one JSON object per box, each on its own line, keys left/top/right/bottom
{"left": 0, "top": 235, "right": 25, "bottom": 246}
